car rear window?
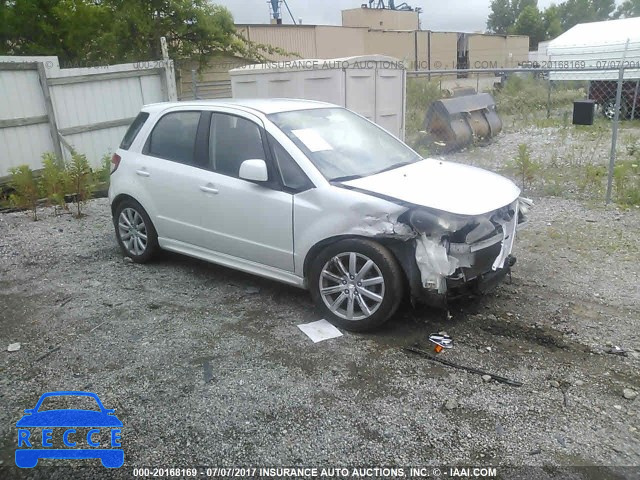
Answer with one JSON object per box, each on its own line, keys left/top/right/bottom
{"left": 147, "top": 111, "right": 201, "bottom": 164}
{"left": 120, "top": 112, "right": 149, "bottom": 150}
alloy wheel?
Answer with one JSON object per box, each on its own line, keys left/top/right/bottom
{"left": 319, "top": 252, "right": 385, "bottom": 321}
{"left": 603, "top": 100, "right": 621, "bottom": 119}
{"left": 118, "top": 207, "right": 148, "bottom": 256}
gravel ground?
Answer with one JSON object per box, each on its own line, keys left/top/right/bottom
{"left": 1, "top": 191, "right": 639, "bottom": 479}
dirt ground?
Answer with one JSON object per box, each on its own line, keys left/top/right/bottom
{"left": 1, "top": 185, "right": 639, "bottom": 479}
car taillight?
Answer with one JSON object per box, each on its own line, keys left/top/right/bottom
{"left": 111, "top": 153, "right": 121, "bottom": 174}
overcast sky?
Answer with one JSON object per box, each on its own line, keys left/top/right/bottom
{"left": 217, "top": 0, "right": 596, "bottom": 32}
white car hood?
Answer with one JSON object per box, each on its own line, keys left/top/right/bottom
{"left": 340, "top": 158, "right": 521, "bottom": 216}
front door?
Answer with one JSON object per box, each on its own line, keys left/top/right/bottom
{"left": 197, "top": 112, "right": 294, "bottom": 272}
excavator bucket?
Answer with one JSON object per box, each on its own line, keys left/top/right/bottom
{"left": 423, "top": 93, "right": 502, "bottom": 152}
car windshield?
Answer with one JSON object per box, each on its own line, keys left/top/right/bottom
{"left": 268, "top": 108, "right": 421, "bottom": 181}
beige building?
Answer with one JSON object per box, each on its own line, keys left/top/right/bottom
{"left": 178, "top": 8, "right": 529, "bottom": 99}
{"left": 235, "top": 25, "right": 528, "bottom": 70}
{"left": 342, "top": 7, "right": 419, "bottom": 30}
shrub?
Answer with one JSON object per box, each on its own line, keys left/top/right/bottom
{"left": 623, "top": 134, "right": 639, "bottom": 158}
{"left": 40, "top": 153, "right": 69, "bottom": 215}
{"left": 494, "top": 75, "right": 585, "bottom": 120}
{"left": 579, "top": 164, "right": 607, "bottom": 195}
{"left": 95, "top": 153, "right": 112, "bottom": 185}
{"left": 406, "top": 77, "right": 443, "bottom": 139}
{"left": 66, "top": 152, "right": 95, "bottom": 217}
{"left": 8, "top": 165, "right": 40, "bottom": 220}
{"left": 613, "top": 161, "right": 640, "bottom": 206}
{"left": 508, "top": 144, "right": 540, "bottom": 193}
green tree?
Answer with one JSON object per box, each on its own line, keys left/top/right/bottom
{"left": 511, "top": 5, "right": 546, "bottom": 50}
{"left": 0, "top": 0, "right": 109, "bottom": 62}
{"left": 487, "top": 0, "right": 538, "bottom": 34}
{"left": 614, "top": 0, "right": 640, "bottom": 18}
{"left": 542, "top": 4, "right": 563, "bottom": 40}
{"left": 558, "top": 0, "right": 615, "bottom": 31}
{"left": 99, "top": 1, "right": 260, "bottom": 65}
{"left": 1, "top": 1, "right": 286, "bottom": 65}
{"left": 487, "top": 0, "right": 515, "bottom": 34}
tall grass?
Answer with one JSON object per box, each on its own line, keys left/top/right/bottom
{"left": 405, "top": 77, "right": 443, "bottom": 139}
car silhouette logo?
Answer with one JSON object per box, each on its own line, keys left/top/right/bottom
{"left": 15, "top": 391, "right": 124, "bottom": 468}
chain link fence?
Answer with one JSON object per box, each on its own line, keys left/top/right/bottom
{"left": 406, "top": 67, "right": 640, "bottom": 206}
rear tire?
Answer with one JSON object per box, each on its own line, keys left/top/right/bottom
{"left": 309, "top": 239, "right": 404, "bottom": 332}
{"left": 113, "top": 199, "right": 158, "bottom": 263}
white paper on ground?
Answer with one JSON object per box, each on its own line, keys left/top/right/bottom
{"left": 291, "top": 128, "right": 333, "bottom": 152}
{"left": 297, "top": 319, "right": 343, "bottom": 343}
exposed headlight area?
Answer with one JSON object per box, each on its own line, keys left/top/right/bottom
{"left": 403, "top": 199, "right": 525, "bottom": 295}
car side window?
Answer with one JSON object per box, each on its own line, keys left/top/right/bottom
{"left": 210, "top": 113, "right": 267, "bottom": 178}
{"left": 120, "top": 112, "right": 149, "bottom": 150}
{"left": 147, "top": 111, "right": 201, "bottom": 164}
{"left": 268, "top": 134, "right": 314, "bottom": 192}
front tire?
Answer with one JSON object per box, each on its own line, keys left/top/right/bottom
{"left": 113, "top": 199, "right": 158, "bottom": 263}
{"left": 309, "top": 239, "right": 404, "bottom": 332}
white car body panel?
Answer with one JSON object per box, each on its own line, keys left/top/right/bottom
{"left": 292, "top": 186, "right": 412, "bottom": 276}
{"left": 159, "top": 237, "right": 304, "bottom": 287}
{"left": 341, "top": 158, "right": 521, "bottom": 216}
{"left": 134, "top": 154, "right": 208, "bottom": 247}
{"left": 108, "top": 99, "right": 526, "bottom": 305}
{"left": 196, "top": 172, "right": 294, "bottom": 271}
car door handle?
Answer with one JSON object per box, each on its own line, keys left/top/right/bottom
{"left": 135, "top": 169, "right": 150, "bottom": 177}
{"left": 199, "top": 185, "right": 219, "bottom": 194}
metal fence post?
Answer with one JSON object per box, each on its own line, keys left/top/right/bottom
{"left": 606, "top": 39, "right": 630, "bottom": 205}
{"left": 631, "top": 79, "right": 639, "bottom": 121}
{"left": 546, "top": 78, "right": 552, "bottom": 119}
{"left": 191, "top": 69, "right": 198, "bottom": 100}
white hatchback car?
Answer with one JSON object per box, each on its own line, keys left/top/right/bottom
{"left": 109, "top": 99, "right": 529, "bottom": 331}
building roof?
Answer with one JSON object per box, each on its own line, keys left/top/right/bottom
{"left": 547, "top": 17, "right": 640, "bottom": 81}
{"left": 548, "top": 17, "right": 640, "bottom": 50}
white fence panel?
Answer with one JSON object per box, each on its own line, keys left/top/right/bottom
{"left": 0, "top": 57, "right": 176, "bottom": 179}
{"left": 50, "top": 70, "right": 165, "bottom": 163}
{"left": 0, "top": 64, "right": 56, "bottom": 174}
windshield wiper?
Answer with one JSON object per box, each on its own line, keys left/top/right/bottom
{"left": 330, "top": 174, "right": 364, "bottom": 182}
{"left": 330, "top": 161, "right": 415, "bottom": 183}
{"left": 370, "top": 161, "right": 414, "bottom": 176}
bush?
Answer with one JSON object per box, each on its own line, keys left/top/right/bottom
{"left": 66, "top": 152, "right": 95, "bottom": 217}
{"left": 8, "top": 165, "right": 40, "bottom": 220}
{"left": 577, "top": 164, "right": 606, "bottom": 195}
{"left": 613, "top": 161, "right": 640, "bottom": 206}
{"left": 95, "top": 153, "right": 112, "bottom": 185}
{"left": 494, "top": 75, "right": 585, "bottom": 119}
{"left": 40, "top": 153, "right": 69, "bottom": 215}
{"left": 406, "top": 77, "right": 443, "bottom": 139}
{"left": 508, "top": 144, "right": 540, "bottom": 193}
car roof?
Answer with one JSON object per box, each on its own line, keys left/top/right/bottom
{"left": 142, "top": 98, "right": 336, "bottom": 115}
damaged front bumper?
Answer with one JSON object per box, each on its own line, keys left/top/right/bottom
{"left": 390, "top": 198, "right": 530, "bottom": 308}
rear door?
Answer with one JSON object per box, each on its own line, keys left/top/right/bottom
{"left": 134, "top": 110, "right": 210, "bottom": 246}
